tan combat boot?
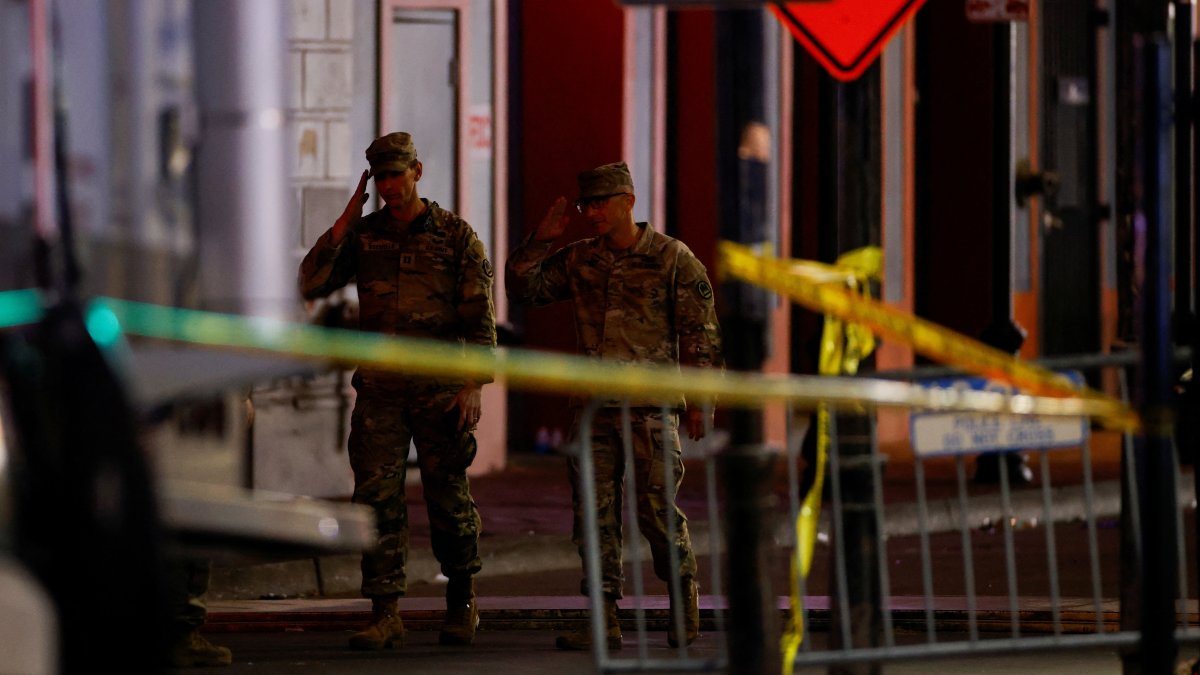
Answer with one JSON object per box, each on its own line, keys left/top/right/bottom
{"left": 439, "top": 576, "right": 480, "bottom": 645}
{"left": 555, "top": 597, "right": 622, "bottom": 650}
{"left": 166, "top": 629, "right": 233, "bottom": 668}
{"left": 667, "top": 578, "right": 700, "bottom": 648}
{"left": 349, "top": 594, "right": 406, "bottom": 650}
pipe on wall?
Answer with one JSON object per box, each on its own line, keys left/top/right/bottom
{"left": 193, "top": 0, "right": 293, "bottom": 319}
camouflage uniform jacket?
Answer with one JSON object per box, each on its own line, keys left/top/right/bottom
{"left": 299, "top": 199, "right": 496, "bottom": 385}
{"left": 506, "top": 223, "right": 722, "bottom": 408}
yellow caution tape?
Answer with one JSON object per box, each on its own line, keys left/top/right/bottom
{"left": 1, "top": 290, "right": 1132, "bottom": 422}
{"left": 718, "top": 240, "right": 1138, "bottom": 430}
{"left": 782, "top": 406, "right": 828, "bottom": 675}
{"left": 782, "top": 247, "right": 880, "bottom": 671}
{"left": 814, "top": 248, "right": 880, "bottom": 377}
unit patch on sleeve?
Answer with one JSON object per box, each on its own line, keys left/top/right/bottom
{"left": 696, "top": 280, "right": 713, "bottom": 300}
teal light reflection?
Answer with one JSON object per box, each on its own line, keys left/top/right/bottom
{"left": 85, "top": 301, "right": 123, "bottom": 347}
{"left": 0, "top": 289, "right": 44, "bottom": 329}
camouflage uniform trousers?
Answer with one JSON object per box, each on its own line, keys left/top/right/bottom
{"left": 349, "top": 376, "right": 483, "bottom": 598}
{"left": 164, "top": 557, "right": 212, "bottom": 639}
{"left": 567, "top": 407, "right": 697, "bottom": 599}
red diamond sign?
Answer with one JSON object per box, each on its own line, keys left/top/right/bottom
{"left": 771, "top": 0, "right": 927, "bottom": 82}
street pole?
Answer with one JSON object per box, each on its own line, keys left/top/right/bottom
{"left": 1112, "top": 1, "right": 1141, "bottom": 668}
{"left": 716, "top": 10, "right": 779, "bottom": 675}
{"left": 1137, "top": 32, "right": 1181, "bottom": 675}
{"left": 1173, "top": 1, "right": 1193, "bottom": 328}
{"left": 821, "top": 63, "right": 884, "bottom": 675}
{"left": 193, "top": 0, "right": 292, "bottom": 319}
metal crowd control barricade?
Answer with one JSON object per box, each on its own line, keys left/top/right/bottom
{"left": 566, "top": 353, "right": 1198, "bottom": 673}
{"left": 776, "top": 353, "right": 1200, "bottom": 671}
{"left": 574, "top": 399, "right": 728, "bottom": 673}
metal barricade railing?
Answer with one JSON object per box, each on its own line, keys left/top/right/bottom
{"left": 574, "top": 400, "right": 727, "bottom": 673}
{"left": 774, "top": 353, "right": 1198, "bottom": 670}
{"left": 564, "top": 352, "right": 1200, "bottom": 673}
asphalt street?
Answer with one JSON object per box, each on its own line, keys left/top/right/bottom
{"left": 177, "top": 628, "right": 1136, "bottom": 674}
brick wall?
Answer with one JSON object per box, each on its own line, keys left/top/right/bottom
{"left": 290, "top": 0, "right": 356, "bottom": 254}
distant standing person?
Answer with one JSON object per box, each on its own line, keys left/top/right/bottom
{"left": 161, "top": 395, "right": 255, "bottom": 668}
{"left": 299, "top": 132, "right": 496, "bottom": 649}
{"left": 163, "top": 558, "right": 230, "bottom": 667}
{"left": 506, "top": 161, "right": 723, "bottom": 650}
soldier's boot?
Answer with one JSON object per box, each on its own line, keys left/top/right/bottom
{"left": 349, "top": 594, "right": 406, "bottom": 650}
{"left": 166, "top": 629, "right": 233, "bottom": 668}
{"left": 667, "top": 578, "right": 700, "bottom": 648}
{"left": 555, "top": 596, "right": 622, "bottom": 651}
{"left": 439, "top": 576, "right": 480, "bottom": 645}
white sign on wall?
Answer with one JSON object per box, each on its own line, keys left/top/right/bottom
{"left": 910, "top": 373, "right": 1088, "bottom": 457}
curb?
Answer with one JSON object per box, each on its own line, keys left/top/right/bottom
{"left": 211, "top": 478, "right": 1141, "bottom": 602}
{"left": 203, "top": 594, "right": 1138, "bottom": 635}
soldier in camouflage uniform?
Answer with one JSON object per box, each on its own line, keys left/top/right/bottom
{"left": 299, "top": 132, "right": 496, "bottom": 650}
{"left": 506, "top": 161, "right": 723, "bottom": 650}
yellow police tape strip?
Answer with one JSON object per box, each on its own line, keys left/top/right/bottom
{"left": 783, "top": 247, "right": 878, "bottom": 672}
{"left": 717, "top": 240, "right": 1138, "bottom": 430}
{"left": 723, "top": 243, "right": 1137, "bottom": 670}
{"left": 783, "top": 407, "right": 828, "bottom": 675}
{"left": 0, "top": 289, "right": 1135, "bottom": 422}
{"left": 95, "top": 296, "right": 1136, "bottom": 419}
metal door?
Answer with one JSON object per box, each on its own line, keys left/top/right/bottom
{"left": 1039, "top": 0, "right": 1101, "bottom": 357}
{"left": 380, "top": 4, "right": 466, "bottom": 214}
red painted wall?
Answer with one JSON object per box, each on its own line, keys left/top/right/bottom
{"left": 515, "top": 0, "right": 626, "bottom": 450}
{"left": 669, "top": 11, "right": 718, "bottom": 275}
{"left": 790, "top": 50, "right": 825, "bottom": 376}
{"left": 915, "top": 2, "right": 996, "bottom": 342}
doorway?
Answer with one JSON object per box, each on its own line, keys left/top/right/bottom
{"left": 379, "top": 1, "right": 470, "bottom": 215}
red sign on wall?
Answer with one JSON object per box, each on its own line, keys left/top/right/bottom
{"left": 771, "top": 0, "right": 927, "bottom": 82}
{"left": 965, "top": 0, "right": 1029, "bottom": 23}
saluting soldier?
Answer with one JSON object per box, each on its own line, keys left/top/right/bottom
{"left": 299, "top": 132, "right": 496, "bottom": 650}
{"left": 506, "top": 161, "right": 723, "bottom": 651}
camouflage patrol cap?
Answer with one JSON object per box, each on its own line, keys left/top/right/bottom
{"left": 365, "top": 132, "right": 418, "bottom": 176}
{"left": 578, "top": 161, "right": 634, "bottom": 199}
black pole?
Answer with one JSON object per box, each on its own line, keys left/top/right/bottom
{"left": 1173, "top": 2, "right": 1200, "bottom": 644}
{"left": 715, "top": 11, "right": 778, "bottom": 675}
{"left": 1194, "top": 37, "right": 1200, "bottom": 323}
{"left": 1114, "top": 3, "right": 1141, "bottom": 670}
{"left": 717, "top": 446, "right": 777, "bottom": 675}
{"left": 1174, "top": 1, "right": 1194, "bottom": 325}
{"left": 1138, "top": 34, "right": 1180, "bottom": 674}
{"left": 823, "top": 63, "right": 883, "bottom": 675}
{"left": 1192, "top": 36, "right": 1200, "bottom": 663}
